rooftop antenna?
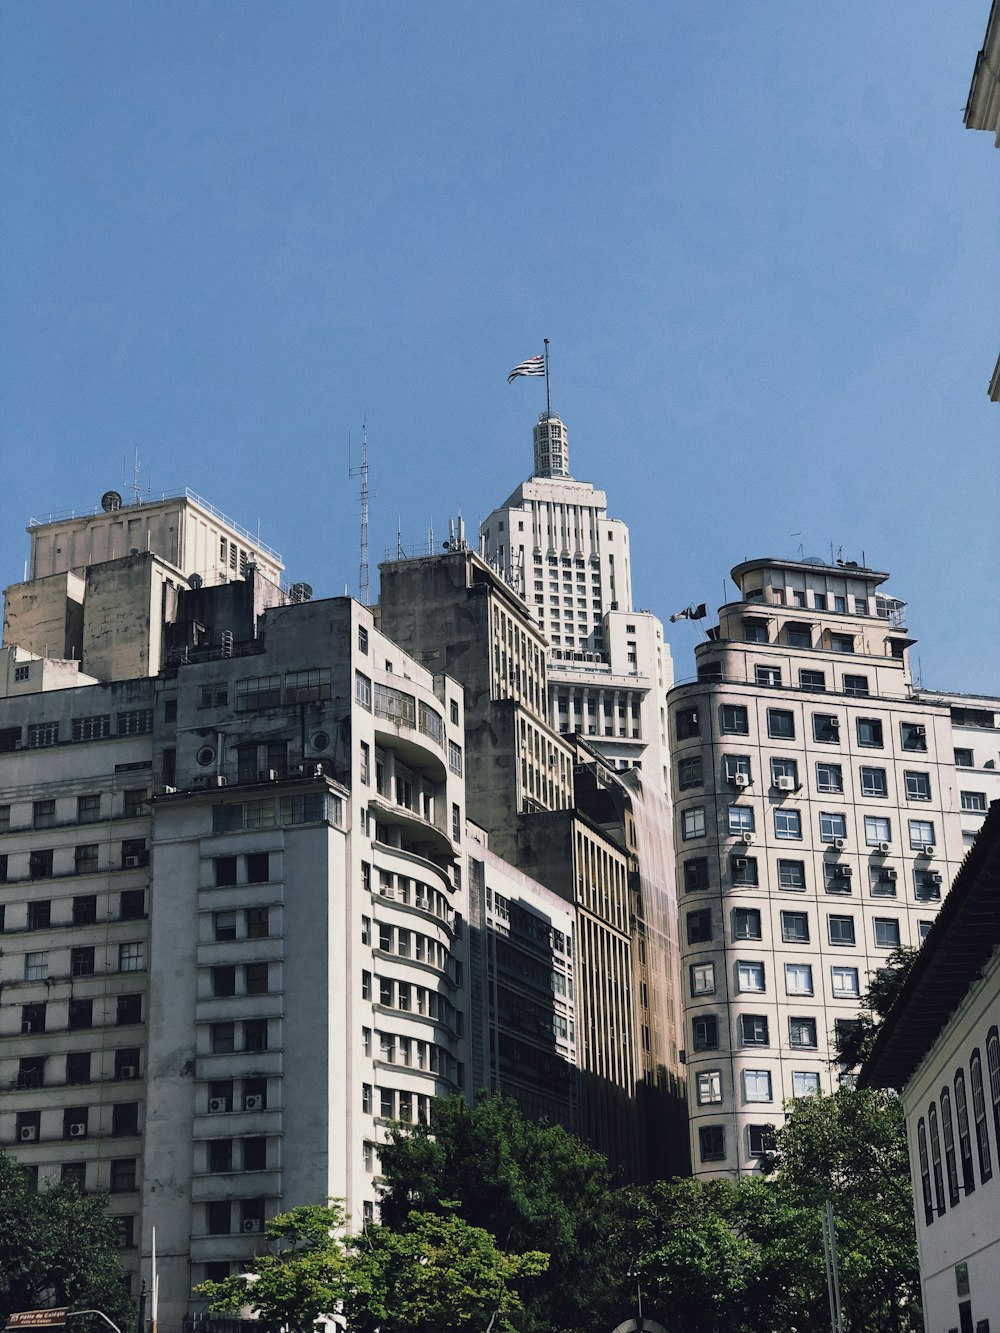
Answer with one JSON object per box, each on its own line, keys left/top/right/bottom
{"left": 791, "top": 532, "right": 804, "bottom": 560}
{"left": 349, "top": 422, "right": 371, "bottom": 606}
{"left": 397, "top": 519, "right": 404, "bottom": 560}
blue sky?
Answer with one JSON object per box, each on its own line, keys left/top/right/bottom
{"left": 1, "top": 2, "right": 997, "bottom": 692}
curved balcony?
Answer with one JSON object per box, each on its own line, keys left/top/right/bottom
{"left": 370, "top": 793, "right": 455, "bottom": 866}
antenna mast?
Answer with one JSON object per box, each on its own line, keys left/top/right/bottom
{"left": 349, "top": 423, "right": 371, "bottom": 605}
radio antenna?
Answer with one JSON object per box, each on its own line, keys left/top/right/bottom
{"left": 349, "top": 422, "right": 371, "bottom": 605}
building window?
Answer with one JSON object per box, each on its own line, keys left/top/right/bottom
{"left": 244, "top": 1020, "right": 268, "bottom": 1053}
{"left": 212, "top": 1023, "right": 235, "bottom": 1054}
{"left": 448, "top": 741, "right": 463, "bottom": 775}
{"left": 696, "top": 1071, "right": 722, "bottom": 1104}
{"left": 355, "top": 672, "right": 372, "bottom": 709}
{"left": 739, "top": 1014, "right": 769, "bottom": 1046}
{"left": 737, "top": 961, "right": 765, "bottom": 993}
{"left": 119, "top": 943, "right": 145, "bottom": 972}
{"left": 728, "top": 806, "right": 755, "bottom": 837}
{"left": 690, "top": 962, "right": 715, "bottom": 996}
{"left": 212, "top": 966, "right": 236, "bottom": 998}
{"left": 33, "top": 799, "right": 57, "bottom": 828}
{"left": 112, "top": 1103, "right": 140, "bottom": 1137}
{"left": 115, "top": 1049, "right": 141, "bottom": 1080}
{"left": 864, "top": 816, "right": 892, "bottom": 846}
{"left": 873, "top": 918, "right": 900, "bottom": 949}
{"left": 674, "top": 707, "right": 700, "bottom": 740}
{"left": 767, "top": 709, "right": 795, "bottom": 739}
{"left": 900, "top": 771, "right": 931, "bottom": 802}
{"left": 63, "top": 1107, "right": 88, "bottom": 1140}
{"left": 828, "top": 915, "right": 855, "bottom": 946}
{"left": 961, "top": 791, "right": 987, "bottom": 813}
{"left": 777, "top": 859, "right": 807, "bottom": 891}
{"left": 793, "top": 1071, "right": 821, "bottom": 1097}
{"left": 719, "top": 705, "right": 749, "bottom": 735}
{"left": 24, "top": 952, "right": 48, "bottom": 981}
{"left": 110, "top": 1159, "right": 137, "bottom": 1194}
{"left": 843, "top": 674, "right": 869, "bottom": 696}
{"left": 830, "top": 633, "right": 854, "bottom": 654}
{"left": 916, "top": 1119, "right": 934, "bottom": 1225}
{"left": 909, "top": 820, "right": 935, "bottom": 850}
{"left": 723, "top": 754, "right": 751, "bottom": 783}
{"left": 19, "top": 1057, "right": 46, "bottom": 1089}
{"left": 900, "top": 722, "right": 927, "bottom": 752}
{"left": 71, "top": 713, "right": 111, "bottom": 743}
{"left": 789, "top": 1017, "right": 817, "bottom": 1049}
{"left": 755, "top": 665, "right": 781, "bottom": 688}
{"left": 940, "top": 1087, "right": 961, "bottom": 1208}
{"left": 770, "top": 756, "right": 799, "bottom": 787}
{"left": 799, "top": 668, "right": 826, "bottom": 692}
{"left": 246, "top": 852, "right": 270, "bottom": 884}
{"left": 71, "top": 893, "right": 97, "bottom": 924}
{"left": 29, "top": 849, "right": 54, "bottom": 879}
{"left": 969, "top": 1051, "right": 993, "bottom": 1183}
{"left": 116, "top": 994, "right": 142, "bottom": 1025}
{"left": 859, "top": 767, "right": 887, "bottom": 798}
{"left": 774, "top": 809, "right": 802, "bottom": 840}
{"left": 27, "top": 722, "right": 59, "bottom": 748}
{"left": 68, "top": 999, "right": 92, "bottom": 1030}
{"left": 856, "top": 717, "right": 883, "bottom": 748}
{"left": 730, "top": 854, "right": 758, "bottom": 886}
{"left": 683, "top": 858, "right": 709, "bottom": 892}
{"left": 781, "top": 910, "right": 809, "bottom": 943}
{"left": 686, "top": 909, "right": 712, "bottom": 944}
{"left": 954, "top": 748, "right": 974, "bottom": 768}
{"left": 870, "top": 864, "right": 898, "bottom": 897}
{"left": 692, "top": 1016, "right": 719, "bottom": 1051}
{"left": 28, "top": 901, "right": 52, "bottom": 931}
{"left": 698, "top": 1126, "right": 726, "bottom": 1163}
{"left": 742, "top": 1070, "right": 772, "bottom": 1103}
{"left": 813, "top": 714, "right": 840, "bottom": 744}
{"left": 677, "top": 756, "right": 703, "bottom": 790}
{"left": 743, "top": 617, "right": 769, "bottom": 643}
{"left": 819, "top": 811, "right": 847, "bottom": 843}
{"left": 732, "top": 907, "right": 762, "bottom": 940}
{"left": 681, "top": 807, "right": 706, "bottom": 840}
{"left": 246, "top": 907, "right": 270, "bottom": 939}
{"left": 785, "top": 623, "right": 811, "bottom": 649}
{"left": 71, "top": 946, "right": 95, "bottom": 978}
{"left": 785, "top": 963, "right": 813, "bottom": 996}
{"left": 831, "top": 966, "right": 859, "bottom": 997}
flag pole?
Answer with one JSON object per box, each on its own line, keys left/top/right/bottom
{"left": 544, "top": 338, "right": 551, "bottom": 419}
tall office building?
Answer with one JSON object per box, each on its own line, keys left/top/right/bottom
{"left": 667, "top": 554, "right": 999, "bottom": 1178}
{"left": 480, "top": 413, "right": 673, "bottom": 792}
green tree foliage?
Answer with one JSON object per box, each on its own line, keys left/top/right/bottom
{"left": 0, "top": 1152, "right": 134, "bottom": 1333}
{"left": 834, "top": 946, "right": 919, "bottom": 1070}
{"left": 376, "top": 1094, "right": 630, "bottom": 1333}
{"left": 195, "top": 1204, "right": 350, "bottom": 1332}
{"left": 342, "top": 1209, "right": 548, "bottom": 1333}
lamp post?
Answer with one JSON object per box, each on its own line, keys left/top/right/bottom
{"left": 66, "top": 1311, "right": 123, "bottom": 1333}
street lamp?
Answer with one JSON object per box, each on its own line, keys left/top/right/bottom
{"left": 66, "top": 1311, "right": 123, "bottom": 1333}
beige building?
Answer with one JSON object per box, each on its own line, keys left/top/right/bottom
{"left": 668, "top": 555, "right": 984, "bottom": 1177}
{"left": 964, "top": 0, "right": 1000, "bottom": 401}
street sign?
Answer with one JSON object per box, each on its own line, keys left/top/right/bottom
{"left": 6, "top": 1311, "right": 70, "bottom": 1329}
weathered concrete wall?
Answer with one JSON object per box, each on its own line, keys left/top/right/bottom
{"left": 2, "top": 570, "right": 85, "bottom": 660}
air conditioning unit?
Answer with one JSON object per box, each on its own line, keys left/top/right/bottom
{"left": 124, "top": 856, "right": 142, "bottom": 869}
{"left": 775, "top": 775, "right": 795, "bottom": 792}
{"left": 922, "top": 843, "right": 936, "bottom": 856}
{"left": 732, "top": 773, "right": 751, "bottom": 788}
{"left": 160, "top": 785, "right": 177, "bottom": 795}
{"left": 733, "top": 857, "right": 750, "bottom": 871}
{"left": 832, "top": 837, "right": 847, "bottom": 850}
{"left": 244, "top": 1095, "right": 263, "bottom": 1111}
{"left": 914, "top": 725, "right": 926, "bottom": 738}
{"left": 208, "top": 1097, "right": 228, "bottom": 1113}
{"left": 19, "top": 1125, "right": 38, "bottom": 1142}
{"left": 120, "top": 1065, "right": 137, "bottom": 1080}
{"left": 258, "top": 769, "right": 279, "bottom": 783}
{"left": 242, "top": 1219, "right": 262, "bottom": 1233}
{"left": 739, "top": 833, "right": 756, "bottom": 846}
{"left": 834, "top": 864, "right": 853, "bottom": 879}
{"left": 881, "top": 868, "right": 898, "bottom": 882}
{"left": 21, "top": 1020, "right": 36, "bottom": 1035}
{"left": 69, "top": 1122, "right": 86, "bottom": 1137}
{"left": 928, "top": 871, "right": 943, "bottom": 885}
{"left": 877, "top": 841, "right": 891, "bottom": 854}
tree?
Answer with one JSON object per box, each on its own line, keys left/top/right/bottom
{"left": 834, "top": 947, "right": 919, "bottom": 1070}
{"left": 375, "top": 1094, "right": 631, "bottom": 1333}
{"left": 195, "top": 1204, "right": 350, "bottom": 1332}
{"left": 0, "top": 1152, "right": 134, "bottom": 1333}
{"left": 342, "top": 1209, "right": 548, "bottom": 1333}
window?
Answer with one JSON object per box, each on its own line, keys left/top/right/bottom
{"left": 961, "top": 791, "right": 987, "bottom": 812}
{"left": 68, "top": 999, "right": 92, "bottom": 1030}
{"left": 954, "top": 748, "right": 974, "bottom": 768}
{"left": 212, "top": 1023, "right": 235, "bottom": 1054}
{"left": 856, "top": 717, "right": 883, "bottom": 748}
{"left": 120, "top": 839, "right": 146, "bottom": 869}
{"left": 954, "top": 1070, "right": 975, "bottom": 1196}
{"left": 63, "top": 1107, "right": 89, "bottom": 1140}
{"left": 682, "top": 807, "right": 706, "bottom": 840}
{"left": 739, "top": 1014, "right": 769, "bottom": 1046}
{"left": 110, "top": 1159, "right": 137, "bottom": 1193}
{"left": 723, "top": 754, "right": 751, "bottom": 783}
{"left": 214, "top": 911, "right": 237, "bottom": 942}
{"left": 123, "top": 789, "right": 147, "bottom": 818}
{"left": 830, "top": 633, "right": 854, "bottom": 654}
{"left": 244, "top": 1020, "right": 268, "bottom": 1053}
{"left": 755, "top": 665, "right": 781, "bottom": 687}
{"left": 767, "top": 709, "right": 795, "bottom": 739}
{"left": 28, "top": 901, "right": 52, "bottom": 930}
{"left": 793, "top": 1071, "right": 821, "bottom": 1097}
{"left": 785, "top": 963, "right": 813, "bottom": 995}
{"left": 244, "top": 1078, "right": 267, "bottom": 1110}
{"left": 785, "top": 623, "right": 811, "bottom": 648}
{"left": 813, "top": 714, "right": 840, "bottom": 744}
{"left": 698, "top": 1126, "right": 726, "bottom": 1162}
{"left": 864, "top": 816, "right": 891, "bottom": 846}
{"left": 70, "top": 714, "right": 108, "bottom": 741}
{"left": 720, "top": 704, "right": 749, "bottom": 735}
{"left": 212, "top": 966, "right": 237, "bottom": 998}
{"left": 916, "top": 1119, "right": 934, "bottom": 1225}
{"left": 448, "top": 740, "right": 463, "bottom": 775}
{"left": 843, "top": 674, "right": 869, "bottom": 696}
{"left": 819, "top": 811, "right": 847, "bottom": 842}
{"left": 27, "top": 721, "right": 58, "bottom": 748}
{"left": 214, "top": 856, "right": 238, "bottom": 887}
{"left": 119, "top": 889, "right": 145, "bottom": 920}
{"left": 209, "top": 1139, "right": 233, "bottom": 1173}
{"left": 728, "top": 806, "right": 755, "bottom": 836}
{"left": 730, "top": 854, "right": 758, "bottom": 886}
{"left": 873, "top": 918, "right": 900, "bottom": 949}
{"left": 940, "top": 1087, "right": 961, "bottom": 1208}
{"left": 677, "top": 756, "right": 703, "bottom": 790}
{"left": 732, "top": 907, "right": 762, "bottom": 941}
{"left": 246, "top": 907, "right": 269, "bottom": 939}
{"left": 899, "top": 771, "right": 932, "bottom": 803}
{"left": 831, "top": 965, "right": 859, "bottom": 997}
{"left": 25, "top": 952, "right": 48, "bottom": 981}
{"left": 71, "top": 946, "right": 95, "bottom": 978}
{"left": 696, "top": 1071, "right": 722, "bottom": 1104}
{"left": 19, "top": 1057, "right": 45, "bottom": 1089}
{"left": 117, "top": 709, "right": 153, "bottom": 736}
{"left": 33, "top": 799, "right": 56, "bottom": 828}
{"left": 116, "top": 994, "right": 142, "bottom": 1025}
{"left": 355, "top": 672, "right": 372, "bottom": 709}
{"left": 690, "top": 962, "right": 715, "bottom": 996}
{"left": 828, "top": 915, "right": 855, "bottom": 946}
{"left": 29, "top": 849, "right": 54, "bottom": 879}
{"left": 777, "top": 859, "right": 807, "bottom": 891}
{"left": 742, "top": 1070, "right": 772, "bottom": 1103}
{"left": 870, "top": 864, "right": 898, "bottom": 897}
{"left": 115, "top": 1049, "right": 140, "bottom": 1080}
{"left": 770, "top": 756, "right": 799, "bottom": 787}
{"left": 245, "top": 964, "right": 269, "bottom": 996}
{"left": 683, "top": 858, "right": 709, "bottom": 892}
{"left": 909, "top": 819, "right": 935, "bottom": 850}
{"left": 900, "top": 722, "right": 927, "bottom": 752}
{"left": 16, "top": 1110, "right": 41, "bottom": 1142}
{"left": 781, "top": 910, "right": 809, "bottom": 943}
{"left": 674, "top": 707, "right": 700, "bottom": 740}
{"left": 112, "top": 1103, "right": 139, "bottom": 1137}
{"left": 789, "top": 1017, "right": 817, "bottom": 1048}
{"left": 119, "top": 943, "right": 145, "bottom": 972}
{"left": 799, "top": 668, "right": 826, "bottom": 692}
{"left": 859, "top": 767, "right": 887, "bottom": 798}
{"left": 243, "top": 1137, "right": 267, "bottom": 1171}
{"left": 743, "top": 617, "right": 768, "bottom": 643}
{"left": 692, "top": 1015, "right": 719, "bottom": 1051}
{"left": 774, "top": 809, "right": 802, "bottom": 840}
{"left": 737, "top": 961, "right": 765, "bottom": 993}
{"left": 686, "top": 909, "right": 712, "bottom": 944}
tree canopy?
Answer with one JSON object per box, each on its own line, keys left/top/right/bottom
{"left": 0, "top": 1152, "right": 134, "bottom": 1333}
{"left": 834, "top": 946, "right": 919, "bottom": 1070}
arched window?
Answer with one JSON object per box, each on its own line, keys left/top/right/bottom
{"left": 916, "top": 1117, "right": 934, "bottom": 1226}
{"left": 970, "top": 1049, "right": 993, "bottom": 1183}
{"left": 940, "top": 1087, "right": 960, "bottom": 1208}
{"left": 954, "top": 1070, "right": 976, "bottom": 1195}
{"left": 928, "top": 1102, "right": 946, "bottom": 1215}
{"left": 986, "top": 1026, "right": 1000, "bottom": 1154}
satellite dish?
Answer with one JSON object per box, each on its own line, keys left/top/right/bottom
{"left": 803, "top": 555, "right": 825, "bottom": 566}
{"left": 101, "top": 490, "right": 123, "bottom": 512}
{"left": 189, "top": 573, "right": 203, "bottom": 590}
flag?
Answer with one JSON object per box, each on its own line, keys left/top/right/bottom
{"left": 507, "top": 354, "right": 545, "bottom": 384}
{"left": 670, "top": 603, "right": 707, "bottom": 623}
